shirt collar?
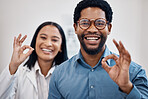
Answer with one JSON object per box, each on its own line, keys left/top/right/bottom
{"left": 74, "top": 45, "right": 112, "bottom": 66}
{"left": 75, "top": 50, "right": 83, "bottom": 61}
{"left": 34, "top": 61, "right": 40, "bottom": 73}
{"left": 101, "top": 46, "right": 111, "bottom": 65}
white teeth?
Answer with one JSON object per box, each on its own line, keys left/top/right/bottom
{"left": 85, "top": 37, "right": 99, "bottom": 40}
{"left": 42, "top": 49, "right": 52, "bottom": 52}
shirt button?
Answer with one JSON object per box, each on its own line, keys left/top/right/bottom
{"left": 91, "top": 69, "right": 94, "bottom": 72}
{"left": 90, "top": 85, "right": 94, "bottom": 88}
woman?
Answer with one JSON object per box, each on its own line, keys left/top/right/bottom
{"left": 0, "top": 21, "right": 68, "bottom": 99}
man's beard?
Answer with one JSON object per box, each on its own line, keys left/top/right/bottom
{"left": 79, "top": 33, "right": 106, "bottom": 55}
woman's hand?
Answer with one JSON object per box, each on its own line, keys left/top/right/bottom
{"left": 101, "top": 39, "right": 133, "bottom": 94}
{"left": 9, "top": 34, "right": 34, "bottom": 75}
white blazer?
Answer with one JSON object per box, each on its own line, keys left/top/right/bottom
{"left": 0, "top": 62, "right": 54, "bottom": 99}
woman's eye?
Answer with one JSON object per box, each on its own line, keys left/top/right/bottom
{"left": 41, "top": 37, "right": 46, "bottom": 39}
{"left": 52, "top": 39, "right": 58, "bottom": 42}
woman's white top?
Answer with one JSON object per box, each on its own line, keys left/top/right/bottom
{"left": 0, "top": 61, "right": 55, "bottom": 99}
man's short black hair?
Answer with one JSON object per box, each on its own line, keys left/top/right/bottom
{"left": 73, "top": 0, "right": 113, "bottom": 24}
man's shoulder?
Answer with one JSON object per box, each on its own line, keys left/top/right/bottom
{"left": 130, "top": 61, "right": 142, "bottom": 70}
{"left": 129, "top": 61, "right": 143, "bottom": 76}
{"left": 52, "top": 54, "right": 78, "bottom": 80}
{"left": 55, "top": 54, "right": 78, "bottom": 71}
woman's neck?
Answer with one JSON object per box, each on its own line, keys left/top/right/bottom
{"left": 37, "top": 58, "right": 53, "bottom": 77}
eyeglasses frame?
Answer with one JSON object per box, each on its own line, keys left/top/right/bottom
{"left": 77, "top": 18, "right": 109, "bottom": 30}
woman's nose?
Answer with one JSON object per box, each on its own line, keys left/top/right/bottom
{"left": 45, "top": 40, "right": 52, "bottom": 46}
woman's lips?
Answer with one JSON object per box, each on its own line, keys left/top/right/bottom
{"left": 42, "top": 48, "right": 53, "bottom": 54}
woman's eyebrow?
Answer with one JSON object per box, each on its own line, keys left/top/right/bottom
{"left": 52, "top": 36, "right": 60, "bottom": 39}
{"left": 40, "top": 33, "right": 47, "bottom": 36}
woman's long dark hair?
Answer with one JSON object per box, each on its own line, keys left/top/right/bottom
{"left": 24, "top": 21, "right": 68, "bottom": 70}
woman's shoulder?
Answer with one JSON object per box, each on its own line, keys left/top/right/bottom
{"left": 15, "top": 64, "right": 35, "bottom": 77}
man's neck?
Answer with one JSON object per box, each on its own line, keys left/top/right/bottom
{"left": 81, "top": 47, "right": 105, "bottom": 68}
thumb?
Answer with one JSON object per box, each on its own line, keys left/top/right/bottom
{"left": 23, "top": 46, "right": 34, "bottom": 59}
{"left": 21, "top": 45, "right": 34, "bottom": 61}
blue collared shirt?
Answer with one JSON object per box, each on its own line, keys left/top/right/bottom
{"left": 48, "top": 47, "right": 148, "bottom": 99}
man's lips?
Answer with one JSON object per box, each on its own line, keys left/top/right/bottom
{"left": 84, "top": 35, "right": 101, "bottom": 41}
{"left": 84, "top": 36, "right": 100, "bottom": 40}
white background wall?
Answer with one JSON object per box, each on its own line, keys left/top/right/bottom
{"left": 0, "top": 0, "right": 147, "bottom": 76}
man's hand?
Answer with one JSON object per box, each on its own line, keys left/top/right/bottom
{"left": 101, "top": 39, "right": 133, "bottom": 94}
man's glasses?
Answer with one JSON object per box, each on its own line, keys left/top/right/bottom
{"left": 77, "top": 18, "right": 109, "bottom": 30}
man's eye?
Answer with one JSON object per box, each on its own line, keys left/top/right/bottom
{"left": 81, "top": 22, "right": 89, "bottom": 26}
{"left": 96, "top": 22, "right": 105, "bottom": 27}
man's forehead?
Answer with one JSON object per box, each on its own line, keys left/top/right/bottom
{"left": 80, "top": 7, "right": 106, "bottom": 19}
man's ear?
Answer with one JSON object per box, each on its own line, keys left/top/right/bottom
{"left": 107, "top": 23, "right": 112, "bottom": 35}
{"left": 73, "top": 23, "right": 77, "bottom": 34}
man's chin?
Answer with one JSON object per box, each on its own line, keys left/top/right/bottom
{"left": 84, "top": 48, "right": 100, "bottom": 55}
{"left": 80, "top": 41, "right": 104, "bottom": 55}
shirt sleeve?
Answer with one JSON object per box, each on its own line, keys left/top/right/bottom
{"left": 48, "top": 68, "right": 64, "bottom": 99}
{"left": 119, "top": 68, "right": 148, "bottom": 99}
{"left": 0, "top": 65, "right": 18, "bottom": 99}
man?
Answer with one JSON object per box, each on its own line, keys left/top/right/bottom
{"left": 48, "top": 0, "right": 148, "bottom": 98}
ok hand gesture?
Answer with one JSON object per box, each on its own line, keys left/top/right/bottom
{"left": 101, "top": 39, "right": 133, "bottom": 94}
{"left": 9, "top": 34, "right": 34, "bottom": 75}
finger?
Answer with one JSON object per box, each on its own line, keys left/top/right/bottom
{"left": 19, "top": 35, "right": 27, "bottom": 45}
{"left": 101, "top": 58, "right": 111, "bottom": 73}
{"left": 19, "top": 45, "right": 34, "bottom": 63}
{"left": 113, "top": 39, "right": 123, "bottom": 58}
{"left": 115, "top": 41, "right": 131, "bottom": 67}
{"left": 25, "top": 47, "right": 34, "bottom": 57}
{"left": 119, "top": 41, "right": 131, "bottom": 57}
{"left": 119, "top": 41, "right": 125, "bottom": 50}
{"left": 13, "top": 37, "right": 16, "bottom": 48}
{"left": 119, "top": 42, "right": 131, "bottom": 63}
{"left": 20, "top": 45, "right": 33, "bottom": 54}
{"left": 113, "top": 39, "right": 120, "bottom": 52}
{"left": 119, "top": 41, "right": 127, "bottom": 54}
{"left": 103, "top": 54, "right": 120, "bottom": 67}
{"left": 103, "top": 54, "right": 118, "bottom": 62}
{"left": 119, "top": 41, "right": 131, "bottom": 60}
{"left": 118, "top": 41, "right": 126, "bottom": 60}
{"left": 16, "top": 34, "right": 22, "bottom": 44}
{"left": 101, "top": 54, "right": 118, "bottom": 73}
{"left": 102, "top": 54, "right": 120, "bottom": 72}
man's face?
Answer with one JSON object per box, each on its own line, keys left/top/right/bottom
{"left": 74, "top": 7, "right": 112, "bottom": 55}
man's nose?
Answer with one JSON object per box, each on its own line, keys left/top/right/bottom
{"left": 87, "top": 22, "right": 98, "bottom": 32}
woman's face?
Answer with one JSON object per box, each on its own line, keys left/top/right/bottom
{"left": 35, "top": 25, "right": 62, "bottom": 62}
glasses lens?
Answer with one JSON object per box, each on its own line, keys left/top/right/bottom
{"left": 79, "top": 19, "right": 90, "bottom": 29}
{"left": 95, "top": 19, "right": 106, "bottom": 29}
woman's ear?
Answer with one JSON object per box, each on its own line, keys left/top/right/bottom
{"left": 59, "top": 49, "right": 62, "bottom": 53}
